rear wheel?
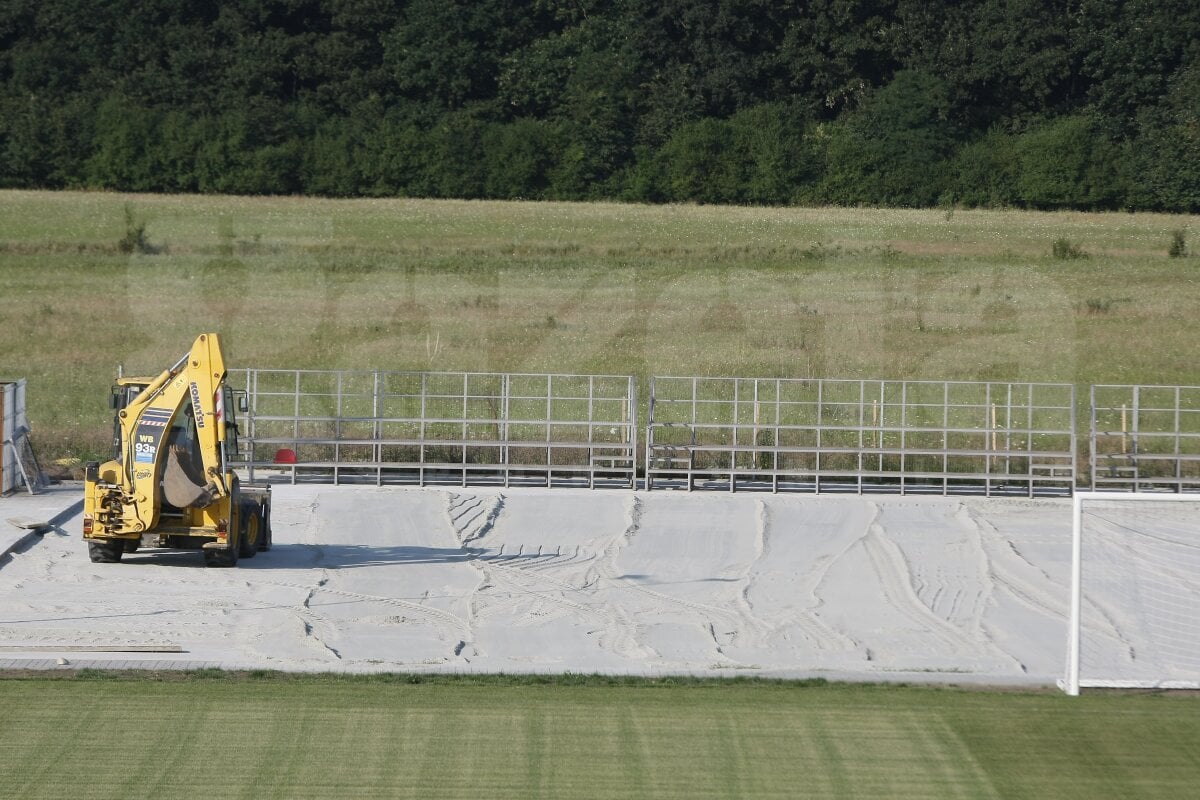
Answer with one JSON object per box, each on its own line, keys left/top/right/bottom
{"left": 238, "top": 505, "right": 260, "bottom": 559}
{"left": 203, "top": 524, "right": 240, "bottom": 567}
{"left": 257, "top": 504, "right": 272, "bottom": 552}
{"left": 88, "top": 540, "right": 124, "bottom": 563}
{"left": 203, "top": 544, "right": 239, "bottom": 568}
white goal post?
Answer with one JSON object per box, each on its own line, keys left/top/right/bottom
{"left": 1063, "top": 492, "right": 1200, "bottom": 695}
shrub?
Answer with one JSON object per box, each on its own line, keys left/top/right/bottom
{"left": 301, "top": 128, "right": 358, "bottom": 197}
{"left": 945, "top": 132, "right": 1019, "bottom": 208}
{"left": 423, "top": 112, "right": 489, "bottom": 198}
{"left": 482, "top": 118, "right": 562, "bottom": 200}
{"left": 1168, "top": 229, "right": 1188, "bottom": 257}
{"left": 1051, "top": 238, "right": 1086, "bottom": 259}
{"left": 117, "top": 204, "right": 151, "bottom": 255}
{"left": 655, "top": 117, "right": 739, "bottom": 204}
{"left": 726, "top": 102, "right": 814, "bottom": 205}
{"left": 1015, "top": 115, "right": 1130, "bottom": 210}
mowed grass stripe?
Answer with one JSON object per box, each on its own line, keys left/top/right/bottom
{"left": 806, "top": 710, "right": 998, "bottom": 798}
{"left": 1, "top": 678, "right": 1198, "bottom": 799}
{"left": 953, "top": 699, "right": 1200, "bottom": 798}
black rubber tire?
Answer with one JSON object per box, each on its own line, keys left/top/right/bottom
{"left": 122, "top": 539, "right": 140, "bottom": 554}
{"left": 203, "top": 522, "right": 240, "bottom": 567}
{"left": 88, "top": 540, "right": 124, "bottom": 563}
{"left": 203, "top": 544, "right": 239, "bottom": 568}
{"left": 257, "top": 504, "right": 272, "bottom": 552}
{"left": 238, "top": 504, "right": 260, "bottom": 559}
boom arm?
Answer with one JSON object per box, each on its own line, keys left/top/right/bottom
{"left": 114, "top": 333, "right": 230, "bottom": 532}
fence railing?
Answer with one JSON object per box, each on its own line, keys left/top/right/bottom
{"left": 229, "top": 369, "right": 638, "bottom": 488}
{"left": 645, "top": 377, "right": 1077, "bottom": 496}
{"left": 1090, "top": 384, "right": 1200, "bottom": 492}
{"left": 224, "top": 369, "right": 1200, "bottom": 496}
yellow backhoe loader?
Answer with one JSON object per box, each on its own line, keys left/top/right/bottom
{"left": 83, "top": 333, "right": 271, "bottom": 567}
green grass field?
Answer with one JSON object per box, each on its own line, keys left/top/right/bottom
{"left": 5, "top": 192, "right": 1200, "bottom": 797}
{"left": 1, "top": 190, "right": 1197, "bottom": 460}
{"left": 1, "top": 672, "right": 1197, "bottom": 799}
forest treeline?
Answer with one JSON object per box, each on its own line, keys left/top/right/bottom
{"left": 2, "top": 1, "right": 1198, "bottom": 210}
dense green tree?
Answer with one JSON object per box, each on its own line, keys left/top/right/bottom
{"left": 422, "top": 111, "right": 490, "bottom": 197}
{"left": 0, "top": 0, "right": 1197, "bottom": 208}
{"left": 482, "top": 118, "right": 562, "bottom": 199}
{"left": 385, "top": 0, "right": 549, "bottom": 116}
{"left": 816, "top": 70, "right": 959, "bottom": 206}
{"left": 301, "top": 116, "right": 362, "bottom": 197}
{"left": 1126, "top": 66, "right": 1200, "bottom": 212}
{"left": 776, "top": 0, "right": 899, "bottom": 115}
{"left": 634, "top": 0, "right": 793, "bottom": 118}
{"left": 1075, "top": 0, "right": 1200, "bottom": 132}
{"left": 549, "top": 40, "right": 640, "bottom": 198}
{"left": 85, "top": 95, "right": 165, "bottom": 192}
{"left": 890, "top": 0, "right": 1077, "bottom": 129}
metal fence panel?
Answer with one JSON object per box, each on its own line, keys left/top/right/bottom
{"left": 224, "top": 369, "right": 1200, "bottom": 496}
{"left": 645, "top": 376, "right": 1076, "bottom": 496}
{"left": 1, "top": 379, "right": 27, "bottom": 495}
{"left": 230, "top": 369, "right": 637, "bottom": 488}
{"left": 1090, "top": 385, "right": 1200, "bottom": 492}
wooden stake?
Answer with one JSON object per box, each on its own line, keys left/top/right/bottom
{"left": 872, "top": 400, "right": 879, "bottom": 448}
{"left": 1122, "top": 403, "right": 1128, "bottom": 454}
{"left": 621, "top": 397, "right": 629, "bottom": 443}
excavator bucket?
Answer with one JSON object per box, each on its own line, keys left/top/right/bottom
{"left": 163, "top": 445, "right": 214, "bottom": 508}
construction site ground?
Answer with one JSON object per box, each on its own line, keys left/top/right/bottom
{"left": 0, "top": 484, "right": 1098, "bottom": 684}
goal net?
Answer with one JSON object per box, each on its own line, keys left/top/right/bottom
{"left": 1063, "top": 493, "right": 1200, "bottom": 694}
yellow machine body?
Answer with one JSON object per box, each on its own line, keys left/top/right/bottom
{"left": 83, "top": 333, "right": 270, "bottom": 567}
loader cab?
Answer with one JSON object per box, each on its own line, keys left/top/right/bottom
{"left": 108, "top": 379, "right": 249, "bottom": 464}
{"left": 110, "top": 379, "right": 151, "bottom": 462}
{"left": 223, "top": 386, "right": 249, "bottom": 462}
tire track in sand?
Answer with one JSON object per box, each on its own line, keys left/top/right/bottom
{"left": 859, "top": 507, "right": 1026, "bottom": 673}
{"left": 258, "top": 577, "right": 470, "bottom": 638}
{"left": 445, "top": 493, "right": 651, "bottom": 660}
{"left": 587, "top": 495, "right": 758, "bottom": 648}
{"left": 742, "top": 498, "right": 858, "bottom": 654}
